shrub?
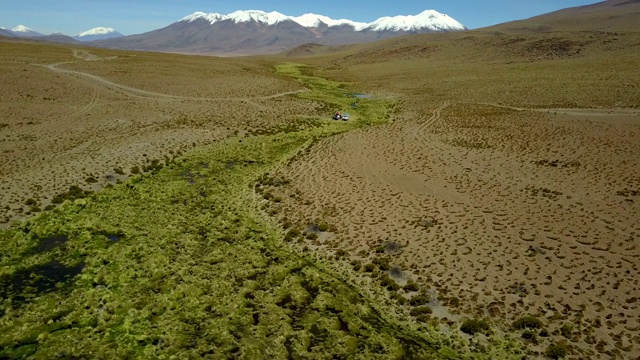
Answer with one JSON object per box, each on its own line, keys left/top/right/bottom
{"left": 385, "top": 281, "right": 401, "bottom": 291}
{"left": 403, "top": 281, "right": 419, "bottom": 292}
{"left": 372, "top": 257, "right": 390, "bottom": 271}
{"left": 363, "top": 263, "right": 375, "bottom": 273}
{"left": 51, "top": 195, "right": 64, "bottom": 204}
{"left": 379, "top": 274, "right": 392, "bottom": 287}
{"left": 512, "top": 315, "right": 544, "bottom": 330}
{"left": 25, "top": 198, "right": 38, "bottom": 206}
{"left": 283, "top": 229, "right": 300, "bottom": 242}
{"left": 559, "top": 324, "right": 573, "bottom": 338}
{"left": 460, "top": 319, "right": 491, "bottom": 335}
{"left": 522, "top": 329, "right": 538, "bottom": 344}
{"left": 390, "top": 292, "right": 407, "bottom": 305}
{"left": 410, "top": 306, "right": 432, "bottom": 317}
{"left": 409, "top": 295, "right": 430, "bottom": 307}
{"left": 317, "top": 222, "right": 329, "bottom": 232}
{"left": 545, "top": 342, "right": 569, "bottom": 359}
{"left": 448, "top": 297, "right": 461, "bottom": 307}
{"left": 351, "top": 260, "right": 361, "bottom": 271}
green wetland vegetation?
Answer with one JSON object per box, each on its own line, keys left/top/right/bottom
{"left": 0, "top": 64, "right": 523, "bottom": 359}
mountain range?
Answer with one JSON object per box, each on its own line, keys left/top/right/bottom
{"left": 93, "top": 10, "right": 465, "bottom": 55}
{"left": 1, "top": 25, "right": 124, "bottom": 41}
{"left": 0, "top": 9, "right": 466, "bottom": 55}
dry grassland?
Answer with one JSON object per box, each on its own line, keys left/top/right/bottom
{"left": 261, "top": 30, "right": 640, "bottom": 358}
{"left": 0, "top": 41, "right": 324, "bottom": 225}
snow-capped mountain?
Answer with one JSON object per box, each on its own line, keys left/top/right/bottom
{"left": 366, "top": 10, "right": 465, "bottom": 32}
{"left": 10, "top": 25, "right": 43, "bottom": 37}
{"left": 289, "top": 13, "right": 368, "bottom": 30}
{"left": 92, "top": 9, "right": 467, "bottom": 55}
{"left": 74, "top": 27, "right": 124, "bottom": 41}
{"left": 180, "top": 10, "right": 289, "bottom": 26}
{"left": 180, "top": 9, "right": 465, "bottom": 32}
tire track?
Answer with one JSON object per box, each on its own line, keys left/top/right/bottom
{"left": 36, "top": 62, "right": 308, "bottom": 104}
{"left": 72, "top": 86, "right": 100, "bottom": 118}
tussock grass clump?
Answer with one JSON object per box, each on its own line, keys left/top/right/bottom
{"left": 409, "top": 294, "right": 431, "bottom": 307}
{"left": 512, "top": 315, "right": 544, "bottom": 330}
{"left": 559, "top": 323, "right": 573, "bottom": 338}
{"left": 410, "top": 306, "right": 433, "bottom": 316}
{"left": 533, "top": 159, "right": 581, "bottom": 168}
{"left": 409, "top": 306, "right": 432, "bottom": 323}
{"left": 545, "top": 341, "right": 569, "bottom": 359}
{"left": 24, "top": 198, "right": 38, "bottom": 206}
{"left": 525, "top": 186, "right": 563, "bottom": 200}
{"left": 460, "top": 318, "right": 491, "bottom": 335}
{"left": 372, "top": 257, "right": 390, "bottom": 271}
{"left": 403, "top": 280, "right": 419, "bottom": 292}
{"left": 50, "top": 185, "right": 92, "bottom": 204}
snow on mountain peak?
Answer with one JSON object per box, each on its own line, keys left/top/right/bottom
{"left": 12, "top": 25, "right": 34, "bottom": 32}
{"left": 367, "top": 10, "right": 465, "bottom": 31}
{"left": 76, "top": 27, "right": 116, "bottom": 37}
{"left": 180, "top": 9, "right": 465, "bottom": 32}
{"left": 290, "top": 13, "right": 368, "bottom": 30}
{"left": 227, "top": 10, "right": 289, "bottom": 25}
{"left": 181, "top": 10, "right": 289, "bottom": 26}
{"left": 180, "top": 12, "right": 224, "bottom": 23}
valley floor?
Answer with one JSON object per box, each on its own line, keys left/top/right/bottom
{"left": 1, "top": 37, "right": 639, "bottom": 359}
{"left": 264, "top": 100, "right": 640, "bottom": 358}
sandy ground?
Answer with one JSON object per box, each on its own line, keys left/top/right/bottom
{"left": 269, "top": 100, "right": 640, "bottom": 358}
{"left": 0, "top": 46, "right": 317, "bottom": 225}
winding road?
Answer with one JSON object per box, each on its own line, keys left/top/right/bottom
{"left": 36, "top": 51, "right": 308, "bottom": 103}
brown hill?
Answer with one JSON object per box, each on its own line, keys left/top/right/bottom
{"left": 484, "top": 0, "right": 640, "bottom": 33}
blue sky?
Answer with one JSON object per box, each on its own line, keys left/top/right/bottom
{"left": 1, "top": 0, "right": 599, "bottom": 36}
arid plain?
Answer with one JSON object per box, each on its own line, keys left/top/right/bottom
{"left": 267, "top": 30, "right": 640, "bottom": 358}
{"left": 1, "top": 22, "right": 640, "bottom": 360}
{"left": 0, "top": 43, "right": 318, "bottom": 225}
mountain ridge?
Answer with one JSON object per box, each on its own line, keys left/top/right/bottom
{"left": 179, "top": 9, "right": 466, "bottom": 32}
{"left": 92, "top": 9, "right": 466, "bottom": 56}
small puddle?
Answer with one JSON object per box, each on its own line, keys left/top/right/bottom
{"left": 31, "top": 235, "right": 69, "bottom": 254}
{"left": 106, "top": 234, "right": 121, "bottom": 242}
{"left": 0, "top": 260, "right": 85, "bottom": 304}
{"left": 94, "top": 231, "right": 123, "bottom": 243}
{"left": 352, "top": 93, "right": 374, "bottom": 99}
